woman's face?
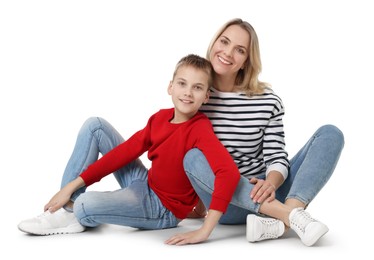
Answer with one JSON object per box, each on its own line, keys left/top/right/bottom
{"left": 210, "top": 24, "right": 250, "bottom": 78}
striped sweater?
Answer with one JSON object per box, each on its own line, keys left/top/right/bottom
{"left": 200, "top": 87, "right": 290, "bottom": 180}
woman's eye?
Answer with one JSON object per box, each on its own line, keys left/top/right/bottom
{"left": 220, "top": 39, "right": 228, "bottom": 45}
{"left": 237, "top": 48, "right": 245, "bottom": 54}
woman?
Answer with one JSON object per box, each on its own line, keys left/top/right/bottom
{"left": 167, "top": 18, "right": 344, "bottom": 246}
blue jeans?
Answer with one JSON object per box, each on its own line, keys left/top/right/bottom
{"left": 183, "top": 124, "right": 345, "bottom": 224}
{"left": 61, "top": 117, "right": 179, "bottom": 230}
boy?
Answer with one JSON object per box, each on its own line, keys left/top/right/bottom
{"left": 18, "top": 54, "right": 241, "bottom": 245}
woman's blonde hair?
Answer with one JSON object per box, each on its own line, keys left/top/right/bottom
{"left": 206, "top": 18, "right": 270, "bottom": 96}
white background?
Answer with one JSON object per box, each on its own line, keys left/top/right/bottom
{"left": 1, "top": 0, "right": 372, "bottom": 258}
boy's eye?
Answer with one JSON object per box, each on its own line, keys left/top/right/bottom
{"left": 177, "top": 81, "right": 186, "bottom": 86}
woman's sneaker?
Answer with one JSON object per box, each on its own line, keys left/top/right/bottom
{"left": 18, "top": 208, "right": 85, "bottom": 235}
{"left": 289, "top": 207, "right": 329, "bottom": 246}
{"left": 246, "top": 214, "right": 285, "bottom": 242}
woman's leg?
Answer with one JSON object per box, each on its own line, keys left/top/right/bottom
{"left": 247, "top": 125, "right": 344, "bottom": 244}
{"left": 276, "top": 124, "right": 345, "bottom": 207}
{"left": 183, "top": 148, "right": 260, "bottom": 225}
{"left": 73, "top": 180, "right": 180, "bottom": 230}
{"left": 245, "top": 124, "right": 345, "bottom": 245}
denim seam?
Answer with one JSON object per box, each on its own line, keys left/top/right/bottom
{"left": 188, "top": 171, "right": 260, "bottom": 213}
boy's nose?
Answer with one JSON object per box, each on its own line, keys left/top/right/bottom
{"left": 184, "top": 88, "right": 192, "bottom": 96}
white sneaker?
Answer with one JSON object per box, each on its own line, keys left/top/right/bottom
{"left": 18, "top": 208, "right": 85, "bottom": 235}
{"left": 289, "top": 207, "right": 329, "bottom": 246}
{"left": 246, "top": 214, "right": 285, "bottom": 242}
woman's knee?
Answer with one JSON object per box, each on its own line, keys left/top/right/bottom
{"left": 318, "top": 124, "right": 345, "bottom": 149}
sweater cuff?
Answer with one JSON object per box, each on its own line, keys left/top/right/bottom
{"left": 209, "top": 196, "right": 231, "bottom": 213}
{"left": 266, "top": 163, "right": 288, "bottom": 180}
{"left": 79, "top": 172, "right": 92, "bottom": 187}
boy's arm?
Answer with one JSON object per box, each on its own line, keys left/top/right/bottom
{"left": 186, "top": 198, "right": 207, "bottom": 218}
{"left": 165, "top": 209, "right": 222, "bottom": 245}
{"left": 44, "top": 177, "right": 85, "bottom": 213}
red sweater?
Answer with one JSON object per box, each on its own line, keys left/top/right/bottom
{"left": 80, "top": 108, "right": 240, "bottom": 219}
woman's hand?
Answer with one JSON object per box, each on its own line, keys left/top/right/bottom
{"left": 249, "top": 177, "right": 276, "bottom": 204}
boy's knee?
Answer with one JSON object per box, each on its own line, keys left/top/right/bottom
{"left": 73, "top": 193, "right": 93, "bottom": 221}
{"left": 82, "top": 117, "right": 102, "bottom": 131}
{"left": 183, "top": 148, "right": 203, "bottom": 173}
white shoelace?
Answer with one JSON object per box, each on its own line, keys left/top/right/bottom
{"left": 36, "top": 211, "right": 51, "bottom": 218}
{"left": 259, "top": 218, "right": 281, "bottom": 239}
{"left": 290, "top": 209, "right": 315, "bottom": 233}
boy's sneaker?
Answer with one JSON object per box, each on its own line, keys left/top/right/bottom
{"left": 18, "top": 208, "right": 85, "bottom": 235}
{"left": 246, "top": 214, "right": 285, "bottom": 242}
{"left": 289, "top": 207, "right": 329, "bottom": 246}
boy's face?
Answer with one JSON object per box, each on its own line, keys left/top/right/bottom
{"left": 167, "top": 66, "right": 210, "bottom": 123}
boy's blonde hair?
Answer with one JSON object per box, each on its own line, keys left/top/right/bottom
{"left": 173, "top": 54, "right": 214, "bottom": 88}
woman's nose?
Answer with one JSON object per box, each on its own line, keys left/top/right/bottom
{"left": 224, "top": 45, "right": 234, "bottom": 57}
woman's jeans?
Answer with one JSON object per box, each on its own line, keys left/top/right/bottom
{"left": 61, "top": 117, "right": 179, "bottom": 230}
{"left": 183, "top": 124, "right": 345, "bottom": 224}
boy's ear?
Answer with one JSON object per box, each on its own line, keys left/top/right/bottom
{"left": 167, "top": 81, "right": 173, "bottom": 95}
{"left": 204, "top": 90, "right": 210, "bottom": 104}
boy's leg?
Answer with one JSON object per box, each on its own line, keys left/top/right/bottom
{"left": 18, "top": 117, "right": 152, "bottom": 235}
{"left": 74, "top": 180, "right": 180, "bottom": 230}
{"left": 61, "top": 117, "right": 126, "bottom": 200}
{"left": 183, "top": 148, "right": 260, "bottom": 225}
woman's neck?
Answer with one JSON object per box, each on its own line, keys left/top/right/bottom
{"left": 213, "top": 74, "right": 237, "bottom": 92}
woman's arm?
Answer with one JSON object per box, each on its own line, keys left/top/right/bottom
{"left": 249, "top": 170, "right": 285, "bottom": 204}
{"left": 249, "top": 94, "right": 289, "bottom": 204}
